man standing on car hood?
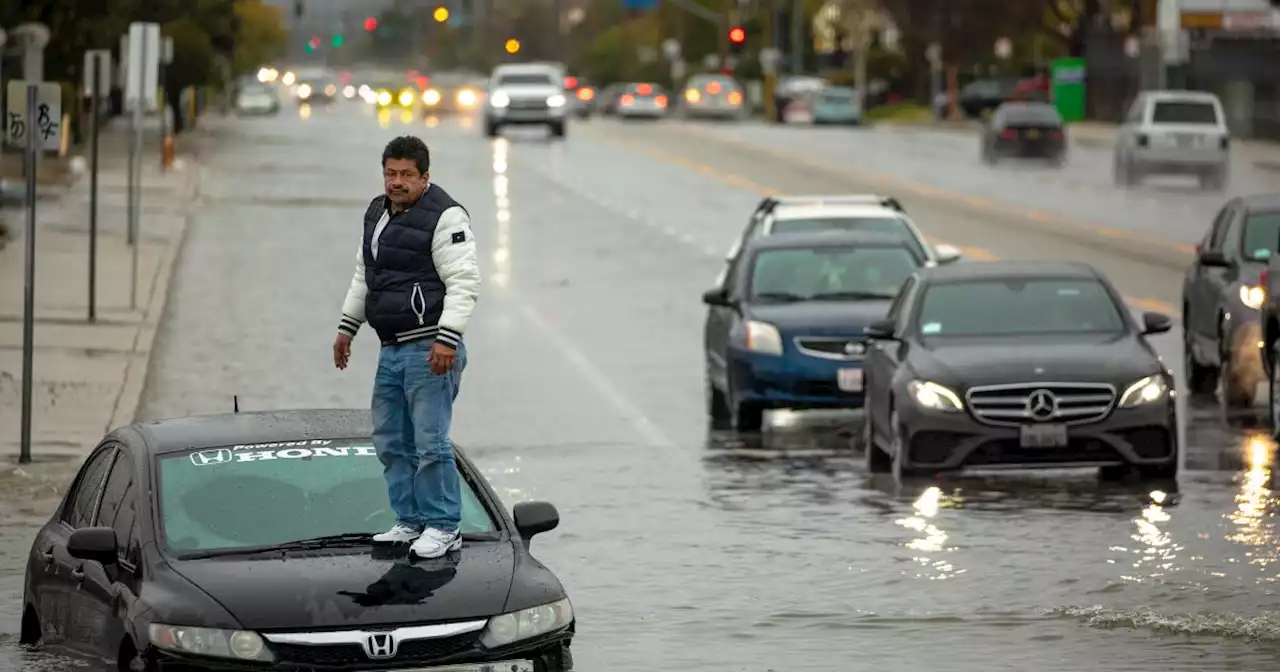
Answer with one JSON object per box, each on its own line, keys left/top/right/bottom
{"left": 333, "top": 135, "right": 480, "bottom": 559}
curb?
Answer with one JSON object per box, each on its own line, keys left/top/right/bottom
{"left": 106, "top": 162, "right": 202, "bottom": 434}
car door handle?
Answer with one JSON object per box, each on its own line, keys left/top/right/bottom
{"left": 70, "top": 567, "right": 85, "bottom": 582}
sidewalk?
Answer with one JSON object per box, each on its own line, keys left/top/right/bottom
{"left": 874, "top": 118, "right": 1280, "bottom": 173}
{"left": 0, "top": 116, "right": 216, "bottom": 464}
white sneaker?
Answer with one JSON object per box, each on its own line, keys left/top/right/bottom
{"left": 410, "top": 528, "right": 461, "bottom": 559}
{"left": 373, "top": 524, "right": 421, "bottom": 544}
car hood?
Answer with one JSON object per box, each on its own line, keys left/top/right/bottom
{"left": 496, "top": 85, "right": 559, "bottom": 98}
{"left": 911, "top": 333, "right": 1157, "bottom": 389}
{"left": 748, "top": 299, "right": 892, "bottom": 336}
{"left": 167, "top": 542, "right": 514, "bottom": 630}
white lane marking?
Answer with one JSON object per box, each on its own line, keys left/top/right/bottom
{"left": 516, "top": 303, "right": 678, "bottom": 449}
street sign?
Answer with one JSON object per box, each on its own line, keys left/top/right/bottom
{"left": 83, "top": 50, "right": 113, "bottom": 97}
{"left": 125, "top": 22, "right": 160, "bottom": 111}
{"left": 662, "top": 38, "right": 681, "bottom": 61}
{"left": 994, "top": 37, "right": 1012, "bottom": 59}
{"left": 5, "top": 80, "right": 62, "bottom": 152}
{"left": 925, "top": 42, "right": 941, "bottom": 66}
{"left": 759, "top": 47, "right": 781, "bottom": 74}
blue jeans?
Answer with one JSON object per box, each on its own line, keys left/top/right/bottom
{"left": 371, "top": 338, "right": 466, "bottom": 531}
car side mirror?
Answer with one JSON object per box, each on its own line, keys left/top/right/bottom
{"left": 932, "top": 243, "right": 962, "bottom": 264}
{"left": 1198, "top": 250, "right": 1231, "bottom": 267}
{"left": 702, "top": 288, "right": 731, "bottom": 306}
{"left": 865, "top": 319, "right": 897, "bottom": 340}
{"left": 513, "top": 501, "right": 559, "bottom": 543}
{"left": 67, "top": 527, "right": 118, "bottom": 565}
{"left": 1141, "top": 311, "right": 1172, "bottom": 335}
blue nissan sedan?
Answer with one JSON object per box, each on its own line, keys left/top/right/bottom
{"left": 702, "top": 230, "right": 924, "bottom": 431}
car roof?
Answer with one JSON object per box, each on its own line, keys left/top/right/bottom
{"left": 1241, "top": 193, "right": 1280, "bottom": 212}
{"left": 744, "top": 230, "right": 918, "bottom": 252}
{"left": 773, "top": 204, "right": 906, "bottom": 220}
{"left": 134, "top": 409, "right": 382, "bottom": 455}
{"left": 918, "top": 260, "right": 1102, "bottom": 283}
{"left": 764, "top": 194, "right": 904, "bottom": 211}
{"left": 1144, "top": 90, "right": 1220, "bottom": 103}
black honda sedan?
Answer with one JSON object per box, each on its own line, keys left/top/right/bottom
{"left": 20, "top": 409, "right": 574, "bottom": 671}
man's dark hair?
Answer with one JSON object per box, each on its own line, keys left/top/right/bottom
{"left": 382, "top": 136, "right": 430, "bottom": 175}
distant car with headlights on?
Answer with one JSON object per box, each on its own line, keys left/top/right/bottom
{"left": 1187, "top": 194, "right": 1280, "bottom": 411}
{"left": 234, "top": 83, "right": 280, "bottom": 116}
{"left": 421, "top": 73, "right": 486, "bottom": 115}
{"left": 373, "top": 82, "right": 418, "bottom": 108}
{"left": 484, "top": 62, "right": 568, "bottom": 139}
{"left": 861, "top": 261, "right": 1177, "bottom": 481}
{"left": 615, "top": 83, "right": 669, "bottom": 120}
{"left": 702, "top": 231, "right": 926, "bottom": 431}
{"left": 980, "top": 101, "right": 1067, "bottom": 165}
{"left": 296, "top": 78, "right": 338, "bottom": 104}
{"left": 20, "top": 409, "right": 575, "bottom": 671}
{"left": 680, "top": 74, "right": 747, "bottom": 120}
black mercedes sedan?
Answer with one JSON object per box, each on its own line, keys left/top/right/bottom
{"left": 20, "top": 409, "right": 574, "bottom": 671}
{"left": 861, "top": 261, "right": 1178, "bottom": 481}
{"left": 980, "top": 101, "right": 1067, "bottom": 165}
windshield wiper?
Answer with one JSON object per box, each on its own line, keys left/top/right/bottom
{"left": 810, "top": 291, "right": 897, "bottom": 300}
{"left": 173, "top": 533, "right": 375, "bottom": 560}
{"left": 754, "top": 292, "right": 806, "bottom": 302}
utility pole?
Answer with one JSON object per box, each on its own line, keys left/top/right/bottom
{"left": 762, "top": 0, "right": 777, "bottom": 119}
{"left": 719, "top": 0, "right": 732, "bottom": 66}
{"left": 790, "top": 0, "right": 803, "bottom": 74}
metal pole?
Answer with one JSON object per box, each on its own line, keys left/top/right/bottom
{"left": 89, "top": 59, "right": 101, "bottom": 322}
{"left": 789, "top": 0, "right": 802, "bottom": 74}
{"left": 129, "top": 37, "right": 147, "bottom": 311}
{"left": 762, "top": 0, "right": 777, "bottom": 120}
{"left": 20, "top": 84, "right": 38, "bottom": 464}
{"left": 158, "top": 59, "right": 165, "bottom": 171}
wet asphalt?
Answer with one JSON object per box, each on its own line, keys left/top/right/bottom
{"left": 1, "top": 99, "right": 1279, "bottom": 671}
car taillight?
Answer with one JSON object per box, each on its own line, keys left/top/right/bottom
{"left": 655, "top": 95, "right": 667, "bottom": 107}
{"left": 1049, "top": 129, "right": 1063, "bottom": 139}
{"left": 637, "top": 84, "right": 652, "bottom": 95}
{"left": 1262, "top": 269, "right": 1269, "bottom": 289}
{"left": 621, "top": 94, "right": 635, "bottom": 106}
{"left": 728, "top": 91, "right": 743, "bottom": 104}
{"left": 999, "top": 129, "right": 1016, "bottom": 139}
{"left": 708, "top": 82, "right": 722, "bottom": 94}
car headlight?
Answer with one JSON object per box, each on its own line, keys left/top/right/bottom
{"left": 296, "top": 84, "right": 311, "bottom": 99}
{"left": 547, "top": 94, "right": 566, "bottom": 107}
{"left": 744, "top": 320, "right": 783, "bottom": 355}
{"left": 1240, "top": 284, "right": 1264, "bottom": 310}
{"left": 149, "top": 623, "right": 273, "bottom": 662}
{"left": 479, "top": 598, "right": 573, "bottom": 648}
{"left": 1118, "top": 375, "right": 1168, "bottom": 407}
{"left": 423, "top": 88, "right": 441, "bottom": 105}
{"left": 377, "top": 91, "right": 392, "bottom": 106}
{"left": 458, "top": 89, "right": 477, "bottom": 106}
{"left": 490, "top": 91, "right": 510, "bottom": 107}
{"left": 907, "top": 380, "right": 963, "bottom": 412}
{"left": 398, "top": 90, "right": 414, "bottom": 106}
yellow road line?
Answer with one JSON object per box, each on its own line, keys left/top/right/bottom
{"left": 600, "top": 133, "right": 1177, "bottom": 316}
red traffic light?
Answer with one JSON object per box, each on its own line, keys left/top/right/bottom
{"left": 728, "top": 26, "right": 745, "bottom": 44}
{"left": 309, "top": 36, "right": 320, "bottom": 48}
{"left": 364, "top": 16, "right": 377, "bottom": 31}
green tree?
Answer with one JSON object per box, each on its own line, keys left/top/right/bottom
{"left": 232, "top": 0, "right": 287, "bottom": 77}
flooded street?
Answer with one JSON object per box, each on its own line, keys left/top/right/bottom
{"left": 1, "top": 99, "right": 1278, "bottom": 671}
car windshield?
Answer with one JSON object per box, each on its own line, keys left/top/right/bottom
{"left": 771, "top": 217, "right": 924, "bottom": 257}
{"left": 821, "top": 88, "right": 854, "bottom": 100}
{"left": 999, "top": 104, "right": 1061, "bottom": 126}
{"left": 497, "top": 73, "right": 553, "bottom": 86}
{"left": 749, "top": 245, "right": 920, "bottom": 301}
{"left": 1152, "top": 100, "right": 1218, "bottom": 124}
{"left": 916, "top": 278, "right": 1126, "bottom": 336}
{"left": 1241, "top": 210, "right": 1280, "bottom": 261}
{"left": 156, "top": 439, "right": 497, "bottom": 555}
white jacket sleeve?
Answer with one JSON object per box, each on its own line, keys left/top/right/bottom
{"left": 431, "top": 205, "right": 481, "bottom": 348}
{"left": 337, "top": 243, "right": 368, "bottom": 338}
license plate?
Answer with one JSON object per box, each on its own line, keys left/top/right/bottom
{"left": 379, "top": 662, "right": 534, "bottom": 672}
{"left": 837, "top": 368, "right": 863, "bottom": 392}
{"left": 1025, "top": 130, "right": 1040, "bottom": 138}
{"left": 1020, "top": 424, "right": 1067, "bottom": 448}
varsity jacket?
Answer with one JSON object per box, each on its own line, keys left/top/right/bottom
{"left": 337, "top": 183, "right": 480, "bottom": 348}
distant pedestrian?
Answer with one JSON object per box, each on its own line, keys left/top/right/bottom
{"left": 333, "top": 135, "right": 480, "bottom": 559}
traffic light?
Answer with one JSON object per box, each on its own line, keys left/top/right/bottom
{"left": 433, "top": 6, "right": 449, "bottom": 22}
{"left": 331, "top": 34, "right": 343, "bottom": 47}
{"left": 364, "top": 16, "right": 377, "bottom": 31}
{"left": 728, "top": 26, "right": 745, "bottom": 52}
{"left": 306, "top": 36, "right": 319, "bottom": 52}
{"left": 504, "top": 38, "right": 520, "bottom": 54}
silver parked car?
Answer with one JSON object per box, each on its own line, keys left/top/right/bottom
{"left": 483, "top": 62, "right": 569, "bottom": 139}
{"left": 1113, "top": 90, "right": 1230, "bottom": 190}
{"left": 234, "top": 83, "right": 280, "bottom": 116}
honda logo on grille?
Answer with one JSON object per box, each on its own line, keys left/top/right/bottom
{"left": 1026, "top": 390, "right": 1057, "bottom": 420}
{"left": 362, "top": 632, "right": 398, "bottom": 659}
{"left": 844, "top": 341, "right": 866, "bottom": 355}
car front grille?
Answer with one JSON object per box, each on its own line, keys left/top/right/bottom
{"left": 964, "top": 382, "right": 1116, "bottom": 427}
{"left": 272, "top": 631, "right": 479, "bottom": 666}
{"left": 793, "top": 336, "right": 867, "bottom": 360}
{"left": 509, "top": 98, "right": 548, "bottom": 110}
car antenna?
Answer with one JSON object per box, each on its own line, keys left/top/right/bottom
{"left": 234, "top": 395, "right": 240, "bottom": 413}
